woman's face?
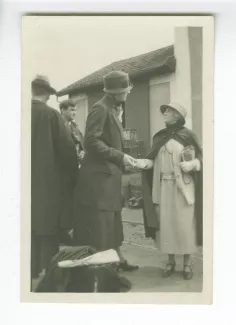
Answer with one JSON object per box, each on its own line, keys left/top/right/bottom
{"left": 162, "top": 107, "right": 181, "bottom": 125}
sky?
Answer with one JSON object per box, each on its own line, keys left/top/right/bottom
{"left": 23, "top": 16, "right": 174, "bottom": 108}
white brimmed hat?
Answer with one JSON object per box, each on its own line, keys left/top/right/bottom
{"left": 160, "top": 102, "right": 187, "bottom": 120}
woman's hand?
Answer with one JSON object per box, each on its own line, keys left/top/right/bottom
{"left": 124, "top": 158, "right": 154, "bottom": 172}
{"left": 180, "top": 159, "right": 200, "bottom": 173}
{"left": 135, "top": 159, "right": 154, "bottom": 170}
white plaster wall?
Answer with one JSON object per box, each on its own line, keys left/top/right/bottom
{"left": 149, "top": 74, "right": 174, "bottom": 137}
{"left": 70, "top": 93, "right": 88, "bottom": 135}
{"left": 149, "top": 27, "right": 193, "bottom": 131}
{"left": 173, "top": 27, "right": 192, "bottom": 129}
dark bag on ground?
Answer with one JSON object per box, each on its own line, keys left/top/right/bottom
{"left": 35, "top": 246, "right": 131, "bottom": 293}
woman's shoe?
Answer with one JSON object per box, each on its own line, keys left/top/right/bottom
{"left": 163, "top": 262, "right": 176, "bottom": 278}
{"left": 183, "top": 265, "right": 193, "bottom": 280}
{"left": 117, "top": 260, "right": 139, "bottom": 272}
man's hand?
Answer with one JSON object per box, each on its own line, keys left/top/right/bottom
{"left": 123, "top": 154, "right": 137, "bottom": 168}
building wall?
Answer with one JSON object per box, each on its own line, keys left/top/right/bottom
{"left": 71, "top": 35, "right": 202, "bottom": 150}
{"left": 86, "top": 87, "right": 104, "bottom": 111}
{"left": 125, "top": 79, "right": 150, "bottom": 151}
{"left": 70, "top": 93, "right": 88, "bottom": 135}
{"left": 71, "top": 87, "right": 104, "bottom": 135}
{"left": 173, "top": 27, "right": 203, "bottom": 144}
{"left": 173, "top": 27, "right": 192, "bottom": 129}
{"left": 149, "top": 73, "right": 173, "bottom": 141}
{"left": 188, "top": 27, "right": 203, "bottom": 144}
{"left": 74, "top": 80, "right": 150, "bottom": 152}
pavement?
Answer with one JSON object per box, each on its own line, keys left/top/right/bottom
{"left": 32, "top": 208, "right": 203, "bottom": 292}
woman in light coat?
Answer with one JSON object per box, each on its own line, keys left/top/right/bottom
{"left": 137, "top": 102, "right": 203, "bottom": 280}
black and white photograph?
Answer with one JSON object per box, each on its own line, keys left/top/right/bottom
{"left": 21, "top": 15, "right": 214, "bottom": 303}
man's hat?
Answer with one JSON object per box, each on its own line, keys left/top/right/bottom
{"left": 160, "top": 102, "right": 187, "bottom": 120}
{"left": 103, "top": 71, "right": 133, "bottom": 94}
{"left": 31, "top": 75, "right": 56, "bottom": 94}
{"left": 59, "top": 99, "right": 76, "bottom": 110}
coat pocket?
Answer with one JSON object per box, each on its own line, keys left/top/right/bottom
{"left": 93, "top": 163, "right": 112, "bottom": 175}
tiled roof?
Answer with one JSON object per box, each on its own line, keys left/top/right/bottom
{"left": 57, "top": 45, "right": 175, "bottom": 96}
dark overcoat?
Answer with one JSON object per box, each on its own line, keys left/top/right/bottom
{"left": 60, "top": 121, "right": 84, "bottom": 233}
{"left": 31, "top": 99, "right": 77, "bottom": 235}
{"left": 76, "top": 95, "right": 125, "bottom": 212}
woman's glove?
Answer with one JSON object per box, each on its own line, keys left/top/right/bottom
{"left": 180, "top": 159, "right": 200, "bottom": 173}
{"left": 135, "top": 159, "right": 154, "bottom": 170}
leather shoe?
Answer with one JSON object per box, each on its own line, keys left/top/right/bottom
{"left": 117, "top": 260, "right": 139, "bottom": 272}
{"left": 163, "top": 262, "right": 176, "bottom": 278}
{"left": 183, "top": 265, "right": 193, "bottom": 280}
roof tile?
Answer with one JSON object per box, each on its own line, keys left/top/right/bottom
{"left": 57, "top": 45, "right": 175, "bottom": 96}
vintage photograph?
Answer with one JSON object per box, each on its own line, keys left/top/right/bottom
{"left": 21, "top": 16, "right": 214, "bottom": 303}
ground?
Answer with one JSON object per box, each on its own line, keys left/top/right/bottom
{"left": 32, "top": 208, "right": 203, "bottom": 292}
{"left": 121, "top": 208, "right": 203, "bottom": 292}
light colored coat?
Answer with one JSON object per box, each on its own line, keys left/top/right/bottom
{"left": 152, "top": 139, "right": 199, "bottom": 254}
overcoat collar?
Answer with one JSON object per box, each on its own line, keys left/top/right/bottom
{"left": 103, "top": 95, "right": 124, "bottom": 144}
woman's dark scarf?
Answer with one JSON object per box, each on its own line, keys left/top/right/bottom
{"left": 142, "top": 120, "right": 203, "bottom": 246}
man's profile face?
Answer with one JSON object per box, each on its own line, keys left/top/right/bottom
{"left": 114, "top": 91, "right": 129, "bottom": 103}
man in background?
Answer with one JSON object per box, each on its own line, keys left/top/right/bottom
{"left": 58, "top": 99, "right": 85, "bottom": 244}
{"left": 59, "top": 99, "right": 85, "bottom": 167}
{"left": 31, "top": 75, "right": 77, "bottom": 284}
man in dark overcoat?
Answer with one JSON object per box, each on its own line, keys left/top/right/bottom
{"left": 73, "top": 71, "right": 138, "bottom": 271}
{"left": 31, "top": 75, "right": 77, "bottom": 281}
{"left": 58, "top": 99, "right": 85, "bottom": 244}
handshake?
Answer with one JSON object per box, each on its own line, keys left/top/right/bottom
{"left": 123, "top": 154, "right": 137, "bottom": 170}
{"left": 123, "top": 154, "right": 153, "bottom": 171}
